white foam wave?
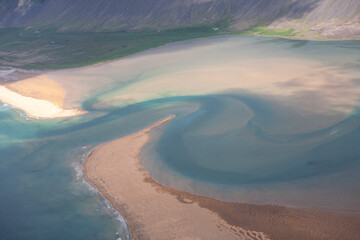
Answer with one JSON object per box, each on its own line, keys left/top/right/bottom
{"left": 70, "top": 146, "right": 131, "bottom": 240}
{"left": 0, "top": 102, "right": 12, "bottom": 112}
{"left": 0, "top": 68, "right": 16, "bottom": 77}
{"left": 0, "top": 66, "right": 43, "bottom": 81}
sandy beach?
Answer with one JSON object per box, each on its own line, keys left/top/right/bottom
{"left": 85, "top": 116, "right": 360, "bottom": 240}
{"left": 0, "top": 74, "right": 85, "bottom": 118}
{"left": 6, "top": 75, "right": 66, "bottom": 107}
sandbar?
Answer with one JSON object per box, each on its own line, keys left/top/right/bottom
{"left": 0, "top": 75, "right": 85, "bottom": 118}
{"left": 85, "top": 116, "right": 360, "bottom": 240}
{"left": 6, "top": 75, "right": 65, "bottom": 107}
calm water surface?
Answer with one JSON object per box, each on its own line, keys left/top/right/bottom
{"left": 1, "top": 36, "right": 360, "bottom": 239}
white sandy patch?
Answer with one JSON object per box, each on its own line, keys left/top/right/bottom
{"left": 6, "top": 74, "right": 66, "bottom": 107}
{"left": 0, "top": 86, "right": 85, "bottom": 118}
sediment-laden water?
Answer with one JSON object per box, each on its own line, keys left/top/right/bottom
{"left": 1, "top": 36, "right": 359, "bottom": 239}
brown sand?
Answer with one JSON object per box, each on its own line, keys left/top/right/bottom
{"left": 5, "top": 74, "right": 65, "bottom": 107}
{"left": 85, "top": 116, "right": 360, "bottom": 240}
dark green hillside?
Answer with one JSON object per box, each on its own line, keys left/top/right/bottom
{"left": 0, "top": 27, "right": 219, "bottom": 69}
{"left": 0, "top": 0, "right": 359, "bottom": 69}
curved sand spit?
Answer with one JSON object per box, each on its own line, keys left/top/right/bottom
{"left": 85, "top": 116, "right": 360, "bottom": 240}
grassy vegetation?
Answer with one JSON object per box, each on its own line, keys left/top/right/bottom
{"left": 0, "top": 24, "right": 301, "bottom": 70}
{"left": 239, "top": 26, "right": 297, "bottom": 37}
{"left": 0, "top": 27, "right": 220, "bottom": 69}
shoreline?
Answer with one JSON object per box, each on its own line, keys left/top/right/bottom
{"left": 85, "top": 116, "right": 360, "bottom": 240}
{"left": 2, "top": 34, "right": 359, "bottom": 72}
{"left": 0, "top": 86, "right": 85, "bottom": 118}
{"left": 234, "top": 33, "right": 360, "bottom": 41}
{"left": 0, "top": 74, "right": 86, "bottom": 118}
{"left": 85, "top": 116, "right": 269, "bottom": 240}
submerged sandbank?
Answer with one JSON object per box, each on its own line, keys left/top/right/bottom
{"left": 85, "top": 116, "right": 360, "bottom": 240}
{"left": 0, "top": 74, "right": 86, "bottom": 118}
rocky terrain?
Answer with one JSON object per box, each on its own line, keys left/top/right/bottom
{"left": 0, "top": 0, "right": 359, "bottom": 69}
{"left": 0, "top": 0, "right": 359, "bottom": 39}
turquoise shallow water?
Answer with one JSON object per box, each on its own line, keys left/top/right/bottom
{"left": 141, "top": 94, "right": 360, "bottom": 210}
{"left": 1, "top": 36, "right": 360, "bottom": 239}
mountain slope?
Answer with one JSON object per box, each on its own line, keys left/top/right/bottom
{"left": 0, "top": 0, "right": 359, "bottom": 39}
